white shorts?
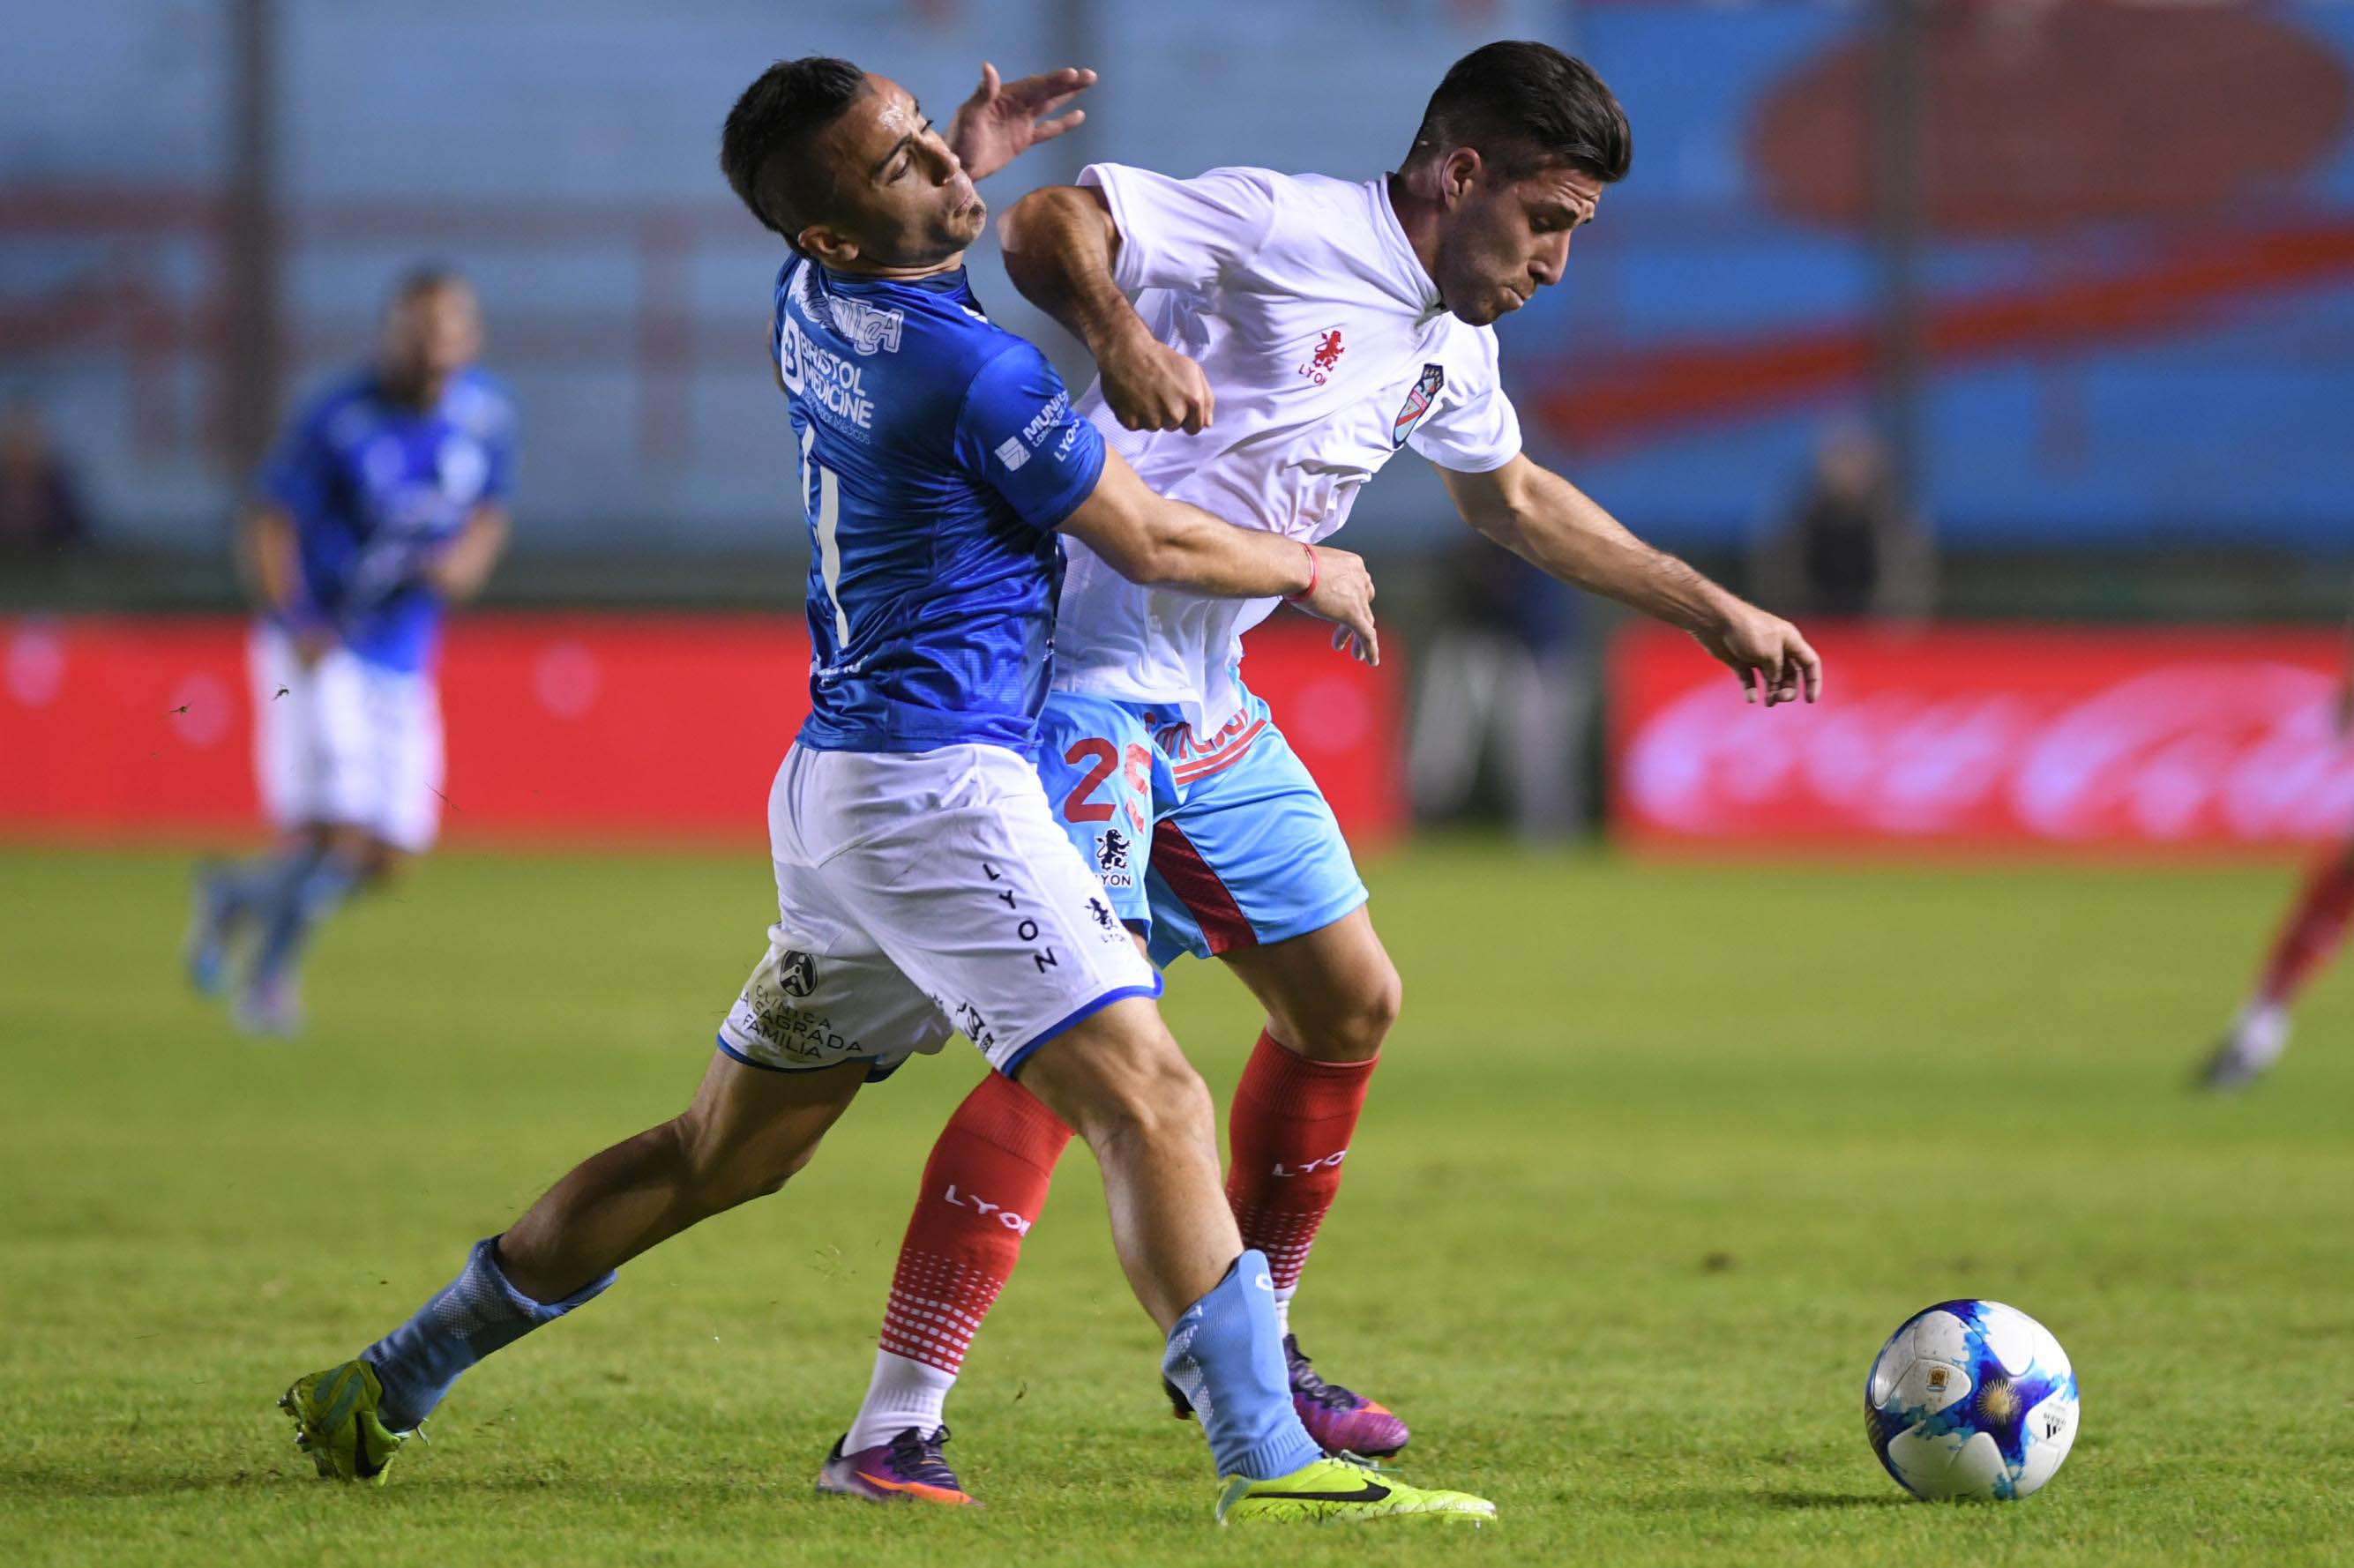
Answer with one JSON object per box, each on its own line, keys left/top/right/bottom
{"left": 717, "top": 742, "right": 1162, "bottom": 1080}
{"left": 250, "top": 623, "right": 445, "bottom": 854}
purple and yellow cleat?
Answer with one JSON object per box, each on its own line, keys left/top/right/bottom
{"left": 1285, "top": 1334, "right": 1410, "bottom": 1459}
{"left": 817, "top": 1425, "right": 977, "bottom": 1506}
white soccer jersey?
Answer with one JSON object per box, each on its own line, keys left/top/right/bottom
{"left": 1054, "top": 162, "right": 1525, "bottom": 734}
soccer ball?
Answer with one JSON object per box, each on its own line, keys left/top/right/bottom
{"left": 1865, "top": 1299, "right": 2079, "bottom": 1501}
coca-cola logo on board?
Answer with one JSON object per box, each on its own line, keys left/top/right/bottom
{"left": 1624, "top": 659, "right": 2354, "bottom": 843}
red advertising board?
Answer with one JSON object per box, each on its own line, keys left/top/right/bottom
{"left": 0, "top": 613, "right": 1403, "bottom": 847}
{"left": 1610, "top": 622, "right": 2354, "bottom": 854}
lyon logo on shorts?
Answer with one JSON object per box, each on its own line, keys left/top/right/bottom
{"left": 1392, "top": 363, "right": 1444, "bottom": 447}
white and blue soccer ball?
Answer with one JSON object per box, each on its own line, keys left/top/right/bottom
{"left": 1865, "top": 1299, "right": 2079, "bottom": 1501}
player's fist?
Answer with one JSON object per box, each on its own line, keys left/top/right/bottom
{"left": 1295, "top": 545, "right": 1379, "bottom": 667}
{"left": 1693, "top": 597, "right": 1821, "bottom": 706}
{"left": 1098, "top": 329, "right": 1214, "bottom": 436}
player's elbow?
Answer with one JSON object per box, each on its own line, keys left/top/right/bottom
{"left": 999, "top": 185, "right": 1095, "bottom": 258}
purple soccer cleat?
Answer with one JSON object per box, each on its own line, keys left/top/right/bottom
{"left": 816, "top": 1425, "right": 976, "bottom": 1506}
{"left": 1286, "top": 1334, "right": 1410, "bottom": 1459}
{"left": 1162, "top": 1333, "right": 1412, "bottom": 1459}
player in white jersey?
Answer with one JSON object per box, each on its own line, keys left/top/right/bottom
{"left": 833, "top": 42, "right": 1822, "bottom": 1484}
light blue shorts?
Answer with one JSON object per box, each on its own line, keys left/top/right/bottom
{"left": 1035, "top": 677, "right": 1369, "bottom": 969}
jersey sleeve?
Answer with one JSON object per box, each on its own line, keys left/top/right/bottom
{"left": 953, "top": 340, "right": 1108, "bottom": 532}
{"left": 1409, "top": 334, "right": 1524, "bottom": 474}
{"left": 256, "top": 393, "right": 336, "bottom": 518}
{"left": 1078, "top": 163, "right": 1280, "bottom": 295}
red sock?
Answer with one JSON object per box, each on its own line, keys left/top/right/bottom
{"left": 2255, "top": 851, "right": 2354, "bottom": 1008}
{"left": 878, "top": 1071, "right": 1072, "bottom": 1374}
{"left": 1224, "top": 1032, "right": 1378, "bottom": 1298}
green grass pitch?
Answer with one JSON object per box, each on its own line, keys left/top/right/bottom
{"left": 3, "top": 840, "right": 2350, "bottom": 1564}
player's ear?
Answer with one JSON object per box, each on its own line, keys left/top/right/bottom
{"left": 797, "top": 222, "right": 859, "bottom": 267}
{"left": 1439, "top": 147, "right": 1481, "bottom": 209}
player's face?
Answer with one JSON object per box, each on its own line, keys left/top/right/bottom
{"left": 380, "top": 283, "right": 483, "bottom": 403}
{"left": 805, "top": 76, "right": 983, "bottom": 271}
{"left": 1434, "top": 158, "right": 1602, "bottom": 328}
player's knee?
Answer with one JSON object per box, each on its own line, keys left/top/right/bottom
{"left": 1287, "top": 956, "right": 1401, "bottom": 1063}
{"left": 1065, "top": 1032, "right": 1214, "bottom": 1154}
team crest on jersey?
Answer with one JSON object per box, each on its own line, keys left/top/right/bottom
{"left": 1296, "top": 327, "right": 1346, "bottom": 385}
{"left": 1393, "top": 363, "right": 1444, "bottom": 446}
{"left": 1094, "top": 825, "right": 1134, "bottom": 889}
{"left": 827, "top": 296, "right": 904, "bottom": 355}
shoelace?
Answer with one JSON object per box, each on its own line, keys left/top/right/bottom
{"left": 883, "top": 1424, "right": 959, "bottom": 1485}
{"left": 1285, "top": 1340, "right": 1366, "bottom": 1412}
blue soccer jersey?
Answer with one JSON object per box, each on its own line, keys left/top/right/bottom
{"left": 258, "top": 367, "right": 515, "bottom": 673}
{"left": 772, "top": 256, "right": 1107, "bottom": 756}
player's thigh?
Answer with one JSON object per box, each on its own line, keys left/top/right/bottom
{"left": 1216, "top": 902, "right": 1401, "bottom": 1061}
{"left": 1036, "top": 693, "right": 1158, "bottom": 931}
{"left": 807, "top": 745, "right": 1161, "bottom": 1077}
{"left": 1013, "top": 993, "right": 1211, "bottom": 1145}
{"left": 718, "top": 749, "right": 960, "bottom": 1081}
{"left": 361, "top": 661, "right": 444, "bottom": 854}
{"left": 295, "top": 646, "right": 385, "bottom": 833}
{"left": 249, "top": 622, "right": 320, "bottom": 831}
{"left": 1147, "top": 704, "right": 1369, "bottom": 969}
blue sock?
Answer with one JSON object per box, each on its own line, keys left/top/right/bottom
{"left": 215, "top": 845, "right": 318, "bottom": 922}
{"left": 362, "top": 1238, "right": 614, "bottom": 1431}
{"left": 1161, "top": 1250, "right": 1323, "bottom": 1480}
{"left": 250, "top": 848, "right": 361, "bottom": 986}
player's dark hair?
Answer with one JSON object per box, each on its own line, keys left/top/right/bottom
{"left": 721, "top": 56, "right": 873, "bottom": 246}
{"left": 1407, "top": 41, "right": 1631, "bottom": 184}
{"left": 387, "top": 263, "right": 467, "bottom": 308}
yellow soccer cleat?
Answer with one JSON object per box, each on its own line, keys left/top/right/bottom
{"left": 279, "top": 1359, "right": 410, "bottom": 1484}
{"left": 1216, "top": 1454, "right": 1495, "bottom": 1525}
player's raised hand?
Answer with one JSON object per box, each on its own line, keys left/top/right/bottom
{"left": 1693, "top": 599, "right": 1821, "bottom": 706}
{"left": 1296, "top": 545, "right": 1379, "bottom": 667}
{"left": 946, "top": 63, "right": 1095, "bottom": 182}
{"left": 1099, "top": 328, "right": 1215, "bottom": 435}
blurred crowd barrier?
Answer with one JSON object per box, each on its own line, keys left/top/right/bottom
{"left": 0, "top": 612, "right": 1401, "bottom": 846}
{"left": 1612, "top": 623, "right": 2354, "bottom": 854}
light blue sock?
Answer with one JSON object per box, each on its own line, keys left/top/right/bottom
{"left": 250, "top": 848, "right": 361, "bottom": 985}
{"left": 1160, "top": 1249, "right": 1323, "bottom": 1480}
{"left": 216, "top": 845, "right": 318, "bottom": 922}
{"left": 362, "top": 1238, "right": 614, "bottom": 1431}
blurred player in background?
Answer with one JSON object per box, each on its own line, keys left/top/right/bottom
{"left": 276, "top": 56, "right": 1492, "bottom": 1525}
{"left": 184, "top": 268, "right": 512, "bottom": 1034}
{"left": 2200, "top": 616, "right": 2354, "bottom": 1089}
{"left": 832, "top": 40, "right": 1821, "bottom": 1489}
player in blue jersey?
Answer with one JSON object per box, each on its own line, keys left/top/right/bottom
{"left": 185, "top": 267, "right": 513, "bottom": 1035}
{"left": 276, "top": 57, "right": 1491, "bottom": 1525}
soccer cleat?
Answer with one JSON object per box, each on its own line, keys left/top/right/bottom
{"left": 234, "top": 975, "right": 302, "bottom": 1037}
{"left": 1216, "top": 1453, "right": 1494, "bottom": 1526}
{"left": 1164, "top": 1334, "right": 1411, "bottom": 1458}
{"left": 816, "top": 1425, "right": 977, "bottom": 1506}
{"left": 2196, "top": 1006, "right": 2289, "bottom": 1092}
{"left": 279, "top": 1359, "right": 410, "bottom": 1484}
{"left": 1285, "top": 1334, "right": 1409, "bottom": 1458}
{"left": 184, "top": 864, "right": 240, "bottom": 995}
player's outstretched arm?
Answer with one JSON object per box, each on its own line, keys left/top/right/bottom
{"left": 1062, "top": 450, "right": 1377, "bottom": 663}
{"left": 945, "top": 63, "right": 1095, "bottom": 182}
{"left": 1441, "top": 454, "right": 1820, "bottom": 706}
{"left": 999, "top": 186, "right": 1214, "bottom": 435}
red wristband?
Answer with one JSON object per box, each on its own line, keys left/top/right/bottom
{"left": 1284, "top": 541, "right": 1319, "bottom": 602}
